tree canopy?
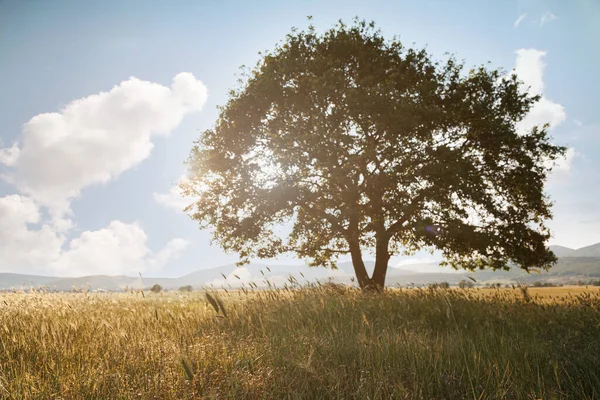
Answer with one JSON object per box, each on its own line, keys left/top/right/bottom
{"left": 182, "top": 19, "right": 565, "bottom": 289}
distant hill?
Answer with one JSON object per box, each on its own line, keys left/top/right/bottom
{"left": 2, "top": 242, "right": 599, "bottom": 290}
{"left": 549, "top": 245, "right": 576, "bottom": 257}
{"left": 45, "top": 275, "right": 179, "bottom": 291}
{"left": 543, "top": 257, "right": 600, "bottom": 278}
{"left": 569, "top": 243, "right": 600, "bottom": 258}
{"left": 550, "top": 243, "right": 600, "bottom": 258}
{"left": 0, "top": 273, "right": 58, "bottom": 289}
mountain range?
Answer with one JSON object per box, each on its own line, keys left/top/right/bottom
{"left": 2, "top": 243, "right": 599, "bottom": 291}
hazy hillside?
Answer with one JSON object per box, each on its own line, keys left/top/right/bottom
{"left": 550, "top": 243, "right": 600, "bottom": 258}
{"left": 2, "top": 243, "right": 600, "bottom": 290}
{"left": 544, "top": 257, "right": 600, "bottom": 277}
{"left": 549, "top": 245, "right": 576, "bottom": 257}
{"left": 0, "top": 274, "right": 59, "bottom": 289}
{"left": 569, "top": 243, "right": 600, "bottom": 258}
{"left": 46, "top": 275, "right": 179, "bottom": 291}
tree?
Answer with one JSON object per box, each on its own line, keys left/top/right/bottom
{"left": 179, "top": 285, "right": 193, "bottom": 292}
{"left": 458, "top": 280, "right": 474, "bottom": 289}
{"left": 429, "top": 281, "right": 450, "bottom": 289}
{"left": 182, "top": 19, "right": 565, "bottom": 290}
{"left": 150, "top": 284, "right": 162, "bottom": 293}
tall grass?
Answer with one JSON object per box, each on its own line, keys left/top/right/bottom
{"left": 0, "top": 285, "right": 599, "bottom": 399}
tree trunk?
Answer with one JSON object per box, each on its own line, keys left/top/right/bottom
{"left": 348, "top": 237, "right": 372, "bottom": 289}
{"left": 371, "top": 236, "right": 390, "bottom": 290}
{"left": 347, "top": 199, "right": 391, "bottom": 290}
{"left": 348, "top": 232, "right": 390, "bottom": 291}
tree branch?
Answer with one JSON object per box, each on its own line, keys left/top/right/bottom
{"left": 387, "top": 190, "right": 429, "bottom": 236}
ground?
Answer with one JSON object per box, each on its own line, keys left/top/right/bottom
{"left": 0, "top": 285, "right": 599, "bottom": 399}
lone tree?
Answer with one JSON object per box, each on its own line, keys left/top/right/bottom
{"left": 182, "top": 19, "right": 565, "bottom": 290}
{"left": 150, "top": 284, "right": 162, "bottom": 293}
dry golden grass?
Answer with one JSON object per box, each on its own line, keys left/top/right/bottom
{"left": 461, "top": 285, "right": 600, "bottom": 302}
{"left": 0, "top": 285, "right": 599, "bottom": 399}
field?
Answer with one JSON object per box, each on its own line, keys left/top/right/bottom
{"left": 1, "top": 286, "right": 599, "bottom": 399}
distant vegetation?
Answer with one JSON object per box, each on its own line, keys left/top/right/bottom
{"left": 1, "top": 286, "right": 598, "bottom": 398}
{"left": 458, "top": 279, "right": 475, "bottom": 289}
{"left": 150, "top": 284, "right": 162, "bottom": 293}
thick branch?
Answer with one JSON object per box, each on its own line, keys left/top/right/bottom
{"left": 387, "top": 190, "right": 429, "bottom": 236}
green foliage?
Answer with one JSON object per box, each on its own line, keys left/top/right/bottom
{"left": 0, "top": 288, "right": 599, "bottom": 398}
{"left": 184, "top": 18, "right": 565, "bottom": 288}
{"left": 179, "top": 285, "right": 193, "bottom": 292}
{"left": 150, "top": 284, "right": 162, "bottom": 293}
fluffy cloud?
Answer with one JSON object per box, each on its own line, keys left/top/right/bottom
{"left": 547, "top": 147, "right": 577, "bottom": 174}
{"left": 0, "top": 72, "right": 203, "bottom": 275}
{"left": 154, "top": 176, "right": 191, "bottom": 212}
{"left": 0, "top": 195, "right": 63, "bottom": 269}
{"left": 514, "top": 49, "right": 547, "bottom": 97}
{"left": 0, "top": 73, "right": 207, "bottom": 223}
{"left": 518, "top": 96, "right": 567, "bottom": 134}
{"left": 147, "top": 238, "right": 191, "bottom": 270}
{"left": 513, "top": 49, "right": 572, "bottom": 171}
{"left": 53, "top": 221, "right": 190, "bottom": 276}
{"left": 0, "top": 195, "right": 190, "bottom": 276}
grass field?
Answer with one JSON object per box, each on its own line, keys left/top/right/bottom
{"left": 0, "top": 285, "right": 599, "bottom": 399}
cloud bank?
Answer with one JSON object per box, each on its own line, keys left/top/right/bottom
{"left": 513, "top": 49, "right": 572, "bottom": 172}
{"left": 0, "top": 72, "right": 207, "bottom": 223}
{"left": 0, "top": 193, "right": 191, "bottom": 278}
{"left": 0, "top": 73, "right": 206, "bottom": 275}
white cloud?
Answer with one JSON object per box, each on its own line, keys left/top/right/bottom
{"left": 540, "top": 11, "right": 557, "bottom": 26}
{"left": 573, "top": 119, "right": 583, "bottom": 127}
{"left": 547, "top": 147, "right": 577, "bottom": 173}
{"left": 52, "top": 221, "right": 152, "bottom": 276}
{"left": 0, "top": 142, "right": 19, "bottom": 166}
{"left": 391, "top": 258, "right": 464, "bottom": 274}
{"left": 53, "top": 221, "right": 190, "bottom": 276}
{"left": 393, "top": 258, "right": 440, "bottom": 268}
{"left": 148, "top": 238, "right": 191, "bottom": 269}
{"left": 0, "top": 73, "right": 203, "bottom": 276}
{"left": 513, "top": 49, "right": 573, "bottom": 173}
{"left": 0, "top": 195, "right": 190, "bottom": 276}
{"left": 0, "top": 195, "right": 64, "bottom": 269}
{"left": 154, "top": 176, "right": 191, "bottom": 212}
{"left": 0, "top": 73, "right": 207, "bottom": 223}
{"left": 513, "top": 13, "right": 527, "bottom": 28}
{"left": 518, "top": 96, "right": 567, "bottom": 133}
{"left": 514, "top": 49, "right": 546, "bottom": 96}
{"left": 514, "top": 49, "right": 567, "bottom": 133}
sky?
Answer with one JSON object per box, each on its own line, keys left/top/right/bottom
{"left": 0, "top": 0, "right": 599, "bottom": 278}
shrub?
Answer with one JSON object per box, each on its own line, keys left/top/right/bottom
{"left": 150, "top": 284, "right": 162, "bottom": 293}
{"left": 458, "top": 280, "right": 474, "bottom": 289}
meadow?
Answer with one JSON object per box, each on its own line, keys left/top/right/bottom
{"left": 0, "top": 285, "right": 599, "bottom": 399}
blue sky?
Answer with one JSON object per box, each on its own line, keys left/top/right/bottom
{"left": 0, "top": 0, "right": 599, "bottom": 277}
